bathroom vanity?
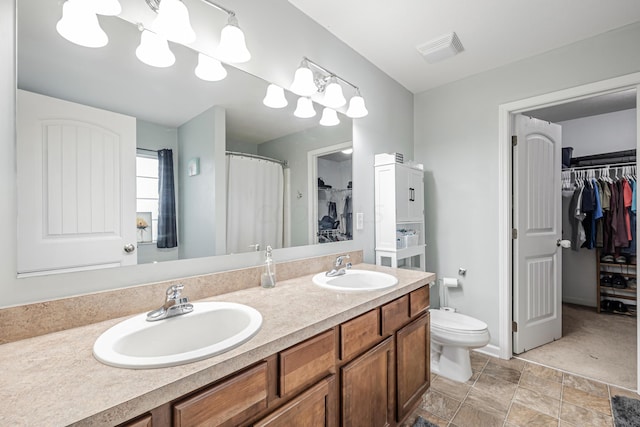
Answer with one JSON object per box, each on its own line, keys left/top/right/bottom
{"left": 0, "top": 261, "right": 434, "bottom": 426}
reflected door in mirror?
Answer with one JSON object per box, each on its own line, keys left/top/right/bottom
{"left": 17, "top": 90, "right": 137, "bottom": 275}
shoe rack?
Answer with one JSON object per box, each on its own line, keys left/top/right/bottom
{"left": 597, "top": 249, "right": 637, "bottom": 316}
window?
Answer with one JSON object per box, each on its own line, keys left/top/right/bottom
{"left": 136, "top": 153, "right": 159, "bottom": 243}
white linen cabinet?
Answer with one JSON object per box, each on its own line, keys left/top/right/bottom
{"left": 374, "top": 154, "right": 426, "bottom": 270}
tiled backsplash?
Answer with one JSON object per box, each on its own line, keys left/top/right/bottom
{"left": 0, "top": 251, "right": 363, "bottom": 344}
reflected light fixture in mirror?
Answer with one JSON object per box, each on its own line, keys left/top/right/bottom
{"left": 267, "top": 56, "right": 368, "bottom": 121}
{"left": 195, "top": 53, "right": 227, "bottom": 81}
{"left": 136, "top": 29, "right": 176, "bottom": 68}
{"left": 56, "top": 0, "right": 110, "bottom": 48}
{"left": 319, "top": 108, "right": 340, "bottom": 126}
{"left": 294, "top": 97, "right": 316, "bottom": 118}
{"left": 263, "top": 84, "right": 288, "bottom": 108}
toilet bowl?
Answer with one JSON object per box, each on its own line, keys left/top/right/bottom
{"left": 430, "top": 308, "right": 490, "bottom": 383}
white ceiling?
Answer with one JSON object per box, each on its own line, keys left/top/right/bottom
{"left": 288, "top": 0, "right": 640, "bottom": 94}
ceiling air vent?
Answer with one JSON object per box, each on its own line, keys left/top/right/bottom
{"left": 416, "top": 32, "right": 464, "bottom": 64}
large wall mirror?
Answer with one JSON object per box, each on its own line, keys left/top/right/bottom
{"left": 16, "top": 0, "right": 353, "bottom": 276}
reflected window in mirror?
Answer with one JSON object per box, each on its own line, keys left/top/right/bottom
{"left": 136, "top": 153, "right": 159, "bottom": 244}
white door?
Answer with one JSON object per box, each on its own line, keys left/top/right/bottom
{"left": 513, "top": 114, "right": 563, "bottom": 354}
{"left": 17, "top": 90, "right": 137, "bottom": 275}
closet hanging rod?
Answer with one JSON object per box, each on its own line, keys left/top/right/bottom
{"left": 225, "top": 151, "right": 288, "bottom": 167}
{"left": 564, "top": 161, "right": 636, "bottom": 172}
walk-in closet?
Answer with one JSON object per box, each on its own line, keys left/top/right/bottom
{"left": 517, "top": 89, "right": 638, "bottom": 391}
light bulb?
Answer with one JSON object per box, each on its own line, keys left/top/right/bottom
{"left": 216, "top": 17, "right": 251, "bottom": 63}
{"left": 323, "top": 78, "right": 346, "bottom": 108}
{"left": 89, "top": 0, "right": 121, "bottom": 16}
{"left": 151, "top": 0, "right": 196, "bottom": 44}
{"left": 56, "top": 0, "right": 108, "bottom": 48}
{"left": 319, "top": 108, "right": 340, "bottom": 127}
{"left": 263, "top": 84, "right": 288, "bottom": 108}
{"left": 136, "top": 30, "right": 175, "bottom": 68}
{"left": 346, "top": 94, "right": 369, "bottom": 118}
{"left": 291, "top": 65, "right": 317, "bottom": 96}
{"left": 294, "top": 97, "right": 316, "bottom": 118}
{"left": 195, "top": 53, "right": 227, "bottom": 81}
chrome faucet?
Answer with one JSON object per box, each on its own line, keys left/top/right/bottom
{"left": 146, "top": 284, "right": 194, "bottom": 321}
{"left": 325, "top": 254, "right": 352, "bottom": 277}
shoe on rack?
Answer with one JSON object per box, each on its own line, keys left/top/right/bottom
{"left": 615, "top": 255, "right": 629, "bottom": 264}
{"left": 601, "top": 275, "right": 613, "bottom": 287}
{"left": 613, "top": 301, "right": 628, "bottom": 313}
{"left": 601, "top": 254, "right": 615, "bottom": 263}
{"left": 601, "top": 299, "right": 613, "bottom": 312}
{"left": 627, "top": 278, "right": 637, "bottom": 290}
{"left": 612, "top": 274, "right": 628, "bottom": 289}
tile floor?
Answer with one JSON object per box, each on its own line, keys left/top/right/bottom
{"left": 402, "top": 351, "right": 639, "bottom": 427}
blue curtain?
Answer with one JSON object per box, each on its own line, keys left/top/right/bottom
{"left": 157, "top": 149, "right": 177, "bottom": 248}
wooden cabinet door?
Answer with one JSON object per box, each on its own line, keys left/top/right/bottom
{"left": 396, "top": 312, "right": 430, "bottom": 422}
{"left": 341, "top": 336, "right": 395, "bottom": 427}
{"left": 253, "top": 376, "right": 337, "bottom": 427}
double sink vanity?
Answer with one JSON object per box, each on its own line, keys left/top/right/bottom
{"left": 0, "top": 253, "right": 435, "bottom": 426}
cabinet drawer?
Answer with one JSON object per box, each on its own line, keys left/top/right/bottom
{"left": 173, "top": 362, "right": 268, "bottom": 427}
{"left": 409, "top": 286, "right": 430, "bottom": 317}
{"left": 381, "top": 295, "right": 410, "bottom": 336}
{"left": 280, "top": 329, "right": 336, "bottom": 397}
{"left": 254, "top": 375, "right": 337, "bottom": 427}
{"left": 340, "top": 309, "right": 380, "bottom": 361}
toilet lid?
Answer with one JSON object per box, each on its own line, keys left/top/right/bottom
{"left": 430, "top": 309, "right": 488, "bottom": 332}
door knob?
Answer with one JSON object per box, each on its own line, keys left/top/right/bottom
{"left": 556, "top": 239, "right": 571, "bottom": 248}
{"left": 124, "top": 243, "right": 136, "bottom": 253}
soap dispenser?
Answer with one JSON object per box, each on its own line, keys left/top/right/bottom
{"left": 261, "top": 245, "right": 276, "bottom": 288}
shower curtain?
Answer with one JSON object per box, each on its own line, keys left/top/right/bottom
{"left": 226, "top": 155, "right": 284, "bottom": 253}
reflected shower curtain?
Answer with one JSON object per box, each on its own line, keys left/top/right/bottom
{"left": 226, "top": 155, "right": 284, "bottom": 253}
{"left": 157, "top": 149, "right": 177, "bottom": 248}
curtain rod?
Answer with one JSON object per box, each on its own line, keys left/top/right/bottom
{"left": 225, "top": 151, "right": 288, "bottom": 167}
{"left": 137, "top": 148, "right": 158, "bottom": 153}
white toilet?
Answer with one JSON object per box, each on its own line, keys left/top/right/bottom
{"left": 430, "top": 308, "right": 490, "bottom": 383}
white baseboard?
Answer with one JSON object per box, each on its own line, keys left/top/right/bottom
{"left": 473, "top": 344, "right": 501, "bottom": 359}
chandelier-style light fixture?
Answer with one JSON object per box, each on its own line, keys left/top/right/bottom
{"left": 264, "top": 56, "right": 368, "bottom": 125}
{"left": 55, "top": 0, "right": 251, "bottom": 82}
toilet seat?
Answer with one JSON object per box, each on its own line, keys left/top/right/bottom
{"left": 430, "top": 309, "right": 488, "bottom": 333}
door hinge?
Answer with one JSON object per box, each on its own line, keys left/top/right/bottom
{"left": 512, "top": 321, "right": 518, "bottom": 332}
{"left": 512, "top": 228, "right": 518, "bottom": 239}
{"left": 511, "top": 135, "right": 518, "bottom": 147}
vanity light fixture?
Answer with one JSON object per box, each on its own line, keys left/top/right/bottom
{"left": 319, "top": 108, "right": 340, "bottom": 127}
{"left": 290, "top": 57, "right": 368, "bottom": 118}
{"left": 293, "top": 97, "right": 316, "bottom": 118}
{"left": 195, "top": 53, "right": 227, "bottom": 81}
{"left": 56, "top": 0, "right": 109, "bottom": 48}
{"left": 57, "top": 0, "right": 251, "bottom": 74}
{"left": 263, "top": 84, "right": 288, "bottom": 108}
{"left": 215, "top": 14, "right": 251, "bottom": 63}
{"left": 136, "top": 29, "right": 176, "bottom": 68}
{"left": 323, "top": 77, "right": 346, "bottom": 109}
{"left": 149, "top": 0, "right": 196, "bottom": 45}
{"left": 290, "top": 60, "right": 318, "bottom": 97}
{"left": 346, "top": 89, "right": 368, "bottom": 119}
{"left": 89, "top": 0, "right": 122, "bottom": 16}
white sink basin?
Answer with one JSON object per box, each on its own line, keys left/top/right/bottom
{"left": 312, "top": 269, "right": 398, "bottom": 292}
{"left": 93, "top": 302, "right": 262, "bottom": 369}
